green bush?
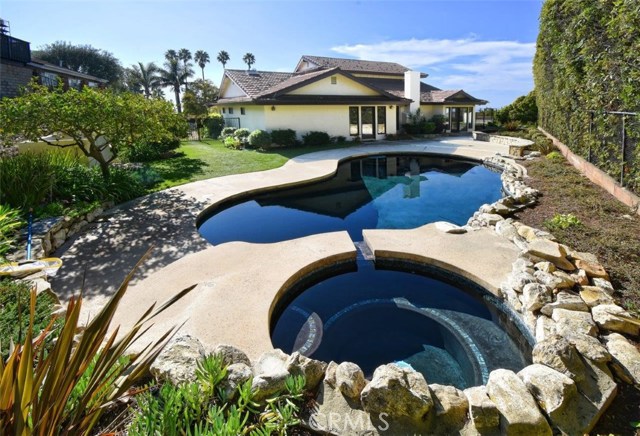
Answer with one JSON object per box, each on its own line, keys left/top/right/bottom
{"left": 0, "top": 279, "right": 62, "bottom": 360}
{"left": 422, "top": 121, "right": 436, "bottom": 134}
{"left": 544, "top": 213, "right": 582, "bottom": 232}
{"left": 224, "top": 136, "right": 242, "bottom": 149}
{"left": 233, "top": 128, "right": 250, "bottom": 140}
{"left": 129, "top": 353, "right": 306, "bottom": 435}
{"left": 503, "top": 121, "right": 520, "bottom": 131}
{"left": 430, "top": 115, "right": 446, "bottom": 134}
{"left": 203, "top": 114, "right": 225, "bottom": 139}
{"left": 0, "top": 205, "right": 24, "bottom": 260}
{"left": 220, "top": 127, "right": 237, "bottom": 139}
{"left": 334, "top": 135, "right": 347, "bottom": 143}
{"left": 248, "top": 129, "right": 272, "bottom": 148}
{"left": 302, "top": 131, "right": 331, "bottom": 146}
{"left": 0, "top": 152, "right": 56, "bottom": 210}
{"left": 121, "top": 138, "right": 181, "bottom": 163}
{"left": 546, "top": 151, "right": 564, "bottom": 161}
{"left": 270, "top": 129, "right": 297, "bottom": 147}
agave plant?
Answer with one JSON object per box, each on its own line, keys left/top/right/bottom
{"left": 0, "top": 251, "right": 195, "bottom": 435}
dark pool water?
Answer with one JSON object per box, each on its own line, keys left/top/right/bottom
{"left": 198, "top": 155, "right": 502, "bottom": 244}
{"left": 271, "top": 261, "right": 530, "bottom": 389}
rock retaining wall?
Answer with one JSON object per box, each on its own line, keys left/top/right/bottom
{"left": 7, "top": 203, "right": 110, "bottom": 263}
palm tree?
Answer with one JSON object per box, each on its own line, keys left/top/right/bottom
{"left": 165, "top": 49, "right": 178, "bottom": 62}
{"left": 178, "top": 48, "right": 193, "bottom": 90}
{"left": 159, "top": 58, "right": 188, "bottom": 113}
{"left": 243, "top": 53, "right": 255, "bottom": 70}
{"left": 129, "top": 61, "right": 161, "bottom": 98}
{"left": 194, "top": 50, "right": 210, "bottom": 80}
{"left": 217, "top": 50, "right": 230, "bottom": 69}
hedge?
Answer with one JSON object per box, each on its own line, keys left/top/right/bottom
{"left": 534, "top": 0, "right": 640, "bottom": 193}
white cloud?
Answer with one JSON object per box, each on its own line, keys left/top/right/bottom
{"left": 331, "top": 37, "right": 536, "bottom": 107}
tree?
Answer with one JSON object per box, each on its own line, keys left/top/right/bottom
{"left": 496, "top": 91, "right": 538, "bottom": 124}
{"left": 194, "top": 50, "right": 210, "bottom": 80}
{"left": 178, "top": 48, "right": 194, "bottom": 90}
{"left": 159, "top": 57, "right": 188, "bottom": 113}
{"left": 0, "top": 82, "right": 188, "bottom": 180}
{"left": 217, "top": 50, "right": 230, "bottom": 69}
{"left": 126, "top": 62, "right": 161, "bottom": 98}
{"left": 32, "top": 41, "right": 123, "bottom": 85}
{"left": 182, "top": 79, "right": 219, "bottom": 118}
{"left": 242, "top": 53, "right": 255, "bottom": 70}
{"left": 165, "top": 49, "right": 178, "bottom": 62}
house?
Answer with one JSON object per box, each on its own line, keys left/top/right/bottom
{"left": 215, "top": 55, "right": 487, "bottom": 140}
{"left": 0, "top": 28, "right": 107, "bottom": 99}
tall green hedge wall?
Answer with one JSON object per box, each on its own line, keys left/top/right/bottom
{"left": 534, "top": 0, "right": 640, "bottom": 193}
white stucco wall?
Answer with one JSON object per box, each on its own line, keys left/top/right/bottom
{"left": 288, "top": 75, "right": 379, "bottom": 96}
{"left": 220, "top": 79, "right": 246, "bottom": 99}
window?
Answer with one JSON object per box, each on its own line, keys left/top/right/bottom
{"left": 222, "top": 108, "right": 226, "bottom": 114}
{"left": 68, "top": 78, "right": 82, "bottom": 90}
{"left": 40, "top": 72, "right": 59, "bottom": 88}
{"left": 228, "top": 107, "right": 234, "bottom": 114}
{"left": 240, "top": 107, "right": 245, "bottom": 115}
{"left": 331, "top": 76, "right": 337, "bottom": 85}
{"left": 377, "top": 106, "right": 386, "bottom": 134}
{"left": 349, "top": 106, "right": 359, "bottom": 136}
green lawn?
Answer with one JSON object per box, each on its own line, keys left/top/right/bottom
{"left": 146, "top": 139, "right": 352, "bottom": 191}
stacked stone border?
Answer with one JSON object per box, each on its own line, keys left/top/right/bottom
{"left": 150, "top": 154, "right": 640, "bottom": 436}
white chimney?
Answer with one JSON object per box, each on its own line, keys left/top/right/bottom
{"left": 404, "top": 70, "right": 421, "bottom": 113}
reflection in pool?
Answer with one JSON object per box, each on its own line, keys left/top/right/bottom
{"left": 198, "top": 155, "right": 503, "bottom": 244}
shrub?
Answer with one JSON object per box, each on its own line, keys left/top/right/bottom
{"left": 0, "top": 152, "right": 55, "bottom": 210}
{"left": 248, "top": 129, "right": 272, "bottom": 148}
{"left": 0, "top": 254, "right": 195, "bottom": 435}
{"left": 422, "top": 121, "right": 436, "bottom": 134}
{"left": 0, "top": 205, "right": 24, "bottom": 260}
{"left": 224, "top": 136, "right": 242, "bottom": 149}
{"left": 270, "top": 129, "right": 297, "bottom": 147}
{"left": 503, "top": 121, "right": 520, "bottom": 131}
{"left": 430, "top": 115, "right": 446, "bottom": 133}
{"left": 546, "top": 151, "right": 564, "bottom": 161}
{"left": 203, "top": 113, "right": 225, "bottom": 139}
{"left": 220, "top": 127, "right": 237, "bottom": 139}
{"left": 302, "top": 131, "right": 331, "bottom": 146}
{"left": 120, "top": 138, "right": 180, "bottom": 163}
{"left": 128, "top": 353, "right": 306, "bottom": 435}
{"left": 233, "top": 128, "right": 250, "bottom": 140}
{"left": 0, "top": 279, "right": 61, "bottom": 360}
{"left": 544, "top": 213, "right": 582, "bottom": 232}
{"left": 334, "top": 135, "right": 347, "bottom": 143}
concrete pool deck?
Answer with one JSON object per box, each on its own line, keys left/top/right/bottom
{"left": 51, "top": 137, "right": 518, "bottom": 357}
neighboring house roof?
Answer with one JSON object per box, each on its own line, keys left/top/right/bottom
{"left": 29, "top": 58, "right": 109, "bottom": 83}
{"left": 218, "top": 67, "right": 411, "bottom": 105}
{"left": 422, "top": 90, "right": 488, "bottom": 105}
{"left": 297, "top": 55, "right": 428, "bottom": 77}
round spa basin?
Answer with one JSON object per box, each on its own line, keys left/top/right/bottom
{"left": 198, "top": 154, "right": 503, "bottom": 245}
{"left": 271, "top": 261, "right": 531, "bottom": 389}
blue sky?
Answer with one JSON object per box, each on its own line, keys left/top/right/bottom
{"left": 2, "top": 0, "right": 543, "bottom": 107}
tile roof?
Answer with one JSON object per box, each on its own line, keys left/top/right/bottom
{"left": 29, "top": 58, "right": 108, "bottom": 83}
{"left": 224, "top": 69, "right": 294, "bottom": 98}
{"left": 423, "top": 90, "right": 488, "bottom": 104}
{"left": 360, "top": 77, "right": 441, "bottom": 99}
{"left": 301, "top": 55, "right": 411, "bottom": 75}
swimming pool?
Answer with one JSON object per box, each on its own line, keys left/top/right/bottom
{"left": 198, "top": 154, "right": 503, "bottom": 245}
{"left": 271, "top": 260, "right": 531, "bottom": 389}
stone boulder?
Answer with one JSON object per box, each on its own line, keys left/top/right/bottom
{"left": 552, "top": 308, "right": 598, "bottom": 337}
{"left": 591, "top": 304, "right": 640, "bottom": 336}
{"left": 286, "top": 352, "right": 327, "bottom": 391}
{"left": 150, "top": 334, "right": 206, "bottom": 384}
{"left": 521, "top": 283, "right": 553, "bottom": 313}
{"left": 361, "top": 363, "right": 433, "bottom": 421}
{"left": 525, "top": 239, "right": 575, "bottom": 271}
{"left": 506, "top": 271, "right": 536, "bottom": 293}
{"left": 564, "top": 333, "right": 611, "bottom": 363}
{"left": 211, "top": 343, "right": 251, "bottom": 367}
{"left": 220, "top": 363, "right": 253, "bottom": 399}
{"left": 603, "top": 333, "right": 640, "bottom": 385}
{"left": 251, "top": 349, "right": 290, "bottom": 401}
{"left": 335, "top": 362, "right": 367, "bottom": 400}
{"left": 427, "top": 384, "right": 469, "bottom": 434}
{"left": 579, "top": 286, "right": 615, "bottom": 307}
{"left": 518, "top": 364, "right": 587, "bottom": 435}
{"left": 486, "top": 369, "right": 552, "bottom": 436}
{"left": 532, "top": 335, "right": 583, "bottom": 380}
{"left": 464, "top": 385, "right": 499, "bottom": 433}
{"left": 535, "top": 316, "right": 556, "bottom": 342}
{"left": 540, "top": 291, "right": 589, "bottom": 316}
{"left": 574, "top": 259, "right": 609, "bottom": 280}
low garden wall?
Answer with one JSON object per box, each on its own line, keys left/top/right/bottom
{"left": 539, "top": 127, "right": 640, "bottom": 216}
